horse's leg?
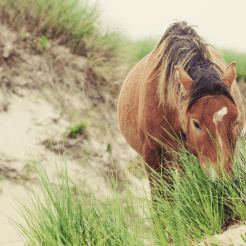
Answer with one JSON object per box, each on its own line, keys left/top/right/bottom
{"left": 142, "top": 142, "right": 176, "bottom": 243}
{"left": 142, "top": 143, "right": 167, "bottom": 200}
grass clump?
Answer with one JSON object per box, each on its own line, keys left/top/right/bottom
{"left": 37, "top": 34, "right": 49, "bottom": 52}
{"left": 147, "top": 136, "right": 246, "bottom": 245}
{"left": 12, "top": 156, "right": 147, "bottom": 246}
{"left": 67, "top": 122, "right": 88, "bottom": 138}
{"left": 106, "top": 143, "right": 112, "bottom": 154}
{"left": 0, "top": 0, "right": 99, "bottom": 50}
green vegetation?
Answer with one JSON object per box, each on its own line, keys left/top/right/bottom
{"left": 38, "top": 34, "right": 49, "bottom": 51}
{"left": 148, "top": 144, "right": 246, "bottom": 245}
{"left": 127, "top": 37, "right": 158, "bottom": 67}
{"left": 67, "top": 122, "right": 88, "bottom": 138}
{"left": 219, "top": 49, "right": 246, "bottom": 81}
{"left": 0, "top": 0, "right": 99, "bottom": 49}
{"left": 241, "top": 232, "right": 246, "bottom": 244}
{"left": 11, "top": 136, "right": 246, "bottom": 245}
{"left": 106, "top": 143, "right": 112, "bottom": 154}
{"left": 12, "top": 158, "right": 148, "bottom": 246}
{"left": 0, "top": 172, "right": 5, "bottom": 194}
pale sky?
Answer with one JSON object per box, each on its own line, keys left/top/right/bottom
{"left": 92, "top": 0, "right": 246, "bottom": 52}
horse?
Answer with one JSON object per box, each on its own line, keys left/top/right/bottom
{"left": 117, "top": 21, "right": 245, "bottom": 196}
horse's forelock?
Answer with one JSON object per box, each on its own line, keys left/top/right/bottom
{"left": 187, "top": 66, "right": 235, "bottom": 111}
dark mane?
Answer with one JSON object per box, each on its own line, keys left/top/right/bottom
{"left": 156, "top": 21, "right": 235, "bottom": 112}
{"left": 187, "top": 64, "right": 235, "bottom": 110}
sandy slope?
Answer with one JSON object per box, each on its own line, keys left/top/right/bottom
{"left": 0, "top": 68, "right": 145, "bottom": 245}
{"left": 0, "top": 22, "right": 150, "bottom": 245}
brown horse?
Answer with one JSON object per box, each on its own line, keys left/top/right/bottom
{"left": 117, "top": 22, "right": 245, "bottom": 193}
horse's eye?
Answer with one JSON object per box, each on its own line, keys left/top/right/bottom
{"left": 235, "top": 121, "right": 239, "bottom": 127}
{"left": 193, "top": 120, "right": 201, "bottom": 130}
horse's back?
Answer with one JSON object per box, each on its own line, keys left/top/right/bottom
{"left": 117, "top": 53, "right": 153, "bottom": 154}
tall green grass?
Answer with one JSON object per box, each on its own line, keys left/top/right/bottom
{"left": 11, "top": 156, "right": 148, "bottom": 245}
{"left": 11, "top": 137, "right": 246, "bottom": 245}
{"left": 149, "top": 150, "right": 246, "bottom": 245}
{"left": 0, "top": 0, "right": 99, "bottom": 46}
{"left": 147, "top": 132, "right": 246, "bottom": 245}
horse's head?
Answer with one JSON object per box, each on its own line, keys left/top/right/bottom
{"left": 175, "top": 62, "right": 240, "bottom": 180}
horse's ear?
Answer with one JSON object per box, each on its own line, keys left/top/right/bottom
{"left": 222, "top": 61, "right": 236, "bottom": 89}
{"left": 175, "top": 66, "right": 194, "bottom": 92}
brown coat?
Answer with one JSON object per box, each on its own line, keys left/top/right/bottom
{"left": 118, "top": 46, "right": 244, "bottom": 185}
